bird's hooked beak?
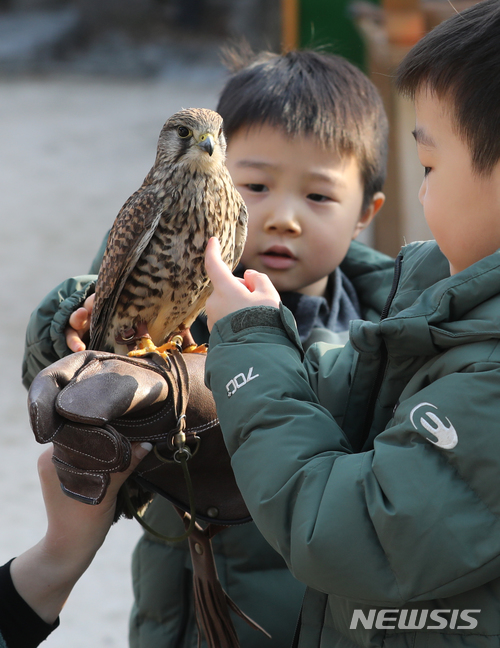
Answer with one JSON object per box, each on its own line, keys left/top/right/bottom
{"left": 197, "top": 133, "right": 215, "bottom": 156}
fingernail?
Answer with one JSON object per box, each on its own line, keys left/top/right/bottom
{"left": 135, "top": 442, "right": 153, "bottom": 459}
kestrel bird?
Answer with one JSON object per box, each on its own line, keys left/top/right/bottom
{"left": 89, "top": 107, "right": 247, "bottom": 356}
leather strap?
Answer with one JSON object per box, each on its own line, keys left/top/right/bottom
{"left": 175, "top": 509, "right": 271, "bottom": 648}
{"left": 147, "top": 351, "right": 190, "bottom": 454}
{"left": 124, "top": 351, "right": 199, "bottom": 541}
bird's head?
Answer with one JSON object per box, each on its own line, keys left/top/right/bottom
{"left": 156, "top": 108, "right": 226, "bottom": 173}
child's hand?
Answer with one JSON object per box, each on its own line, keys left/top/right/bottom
{"left": 66, "top": 293, "right": 95, "bottom": 352}
{"left": 205, "top": 237, "right": 280, "bottom": 331}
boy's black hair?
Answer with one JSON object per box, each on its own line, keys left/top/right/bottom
{"left": 396, "top": 0, "right": 500, "bottom": 175}
{"left": 216, "top": 48, "right": 388, "bottom": 211}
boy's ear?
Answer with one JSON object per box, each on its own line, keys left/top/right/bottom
{"left": 352, "top": 192, "right": 385, "bottom": 239}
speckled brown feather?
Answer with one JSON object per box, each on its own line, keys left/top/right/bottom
{"left": 89, "top": 107, "right": 247, "bottom": 353}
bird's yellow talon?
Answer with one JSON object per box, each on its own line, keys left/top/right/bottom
{"left": 128, "top": 337, "right": 171, "bottom": 358}
{"left": 155, "top": 341, "right": 180, "bottom": 355}
{"left": 127, "top": 349, "right": 147, "bottom": 357}
{"left": 140, "top": 338, "right": 158, "bottom": 352}
{"left": 183, "top": 344, "right": 208, "bottom": 354}
{"left": 127, "top": 337, "right": 208, "bottom": 358}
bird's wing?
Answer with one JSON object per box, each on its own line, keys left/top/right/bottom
{"left": 232, "top": 200, "right": 248, "bottom": 270}
{"left": 89, "top": 188, "right": 162, "bottom": 350}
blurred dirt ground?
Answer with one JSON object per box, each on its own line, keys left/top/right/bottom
{"left": 0, "top": 70, "right": 224, "bottom": 647}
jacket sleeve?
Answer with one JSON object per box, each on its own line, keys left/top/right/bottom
{"left": 0, "top": 561, "right": 59, "bottom": 648}
{"left": 206, "top": 305, "right": 500, "bottom": 606}
{"left": 21, "top": 231, "right": 110, "bottom": 389}
{"left": 22, "top": 276, "right": 96, "bottom": 389}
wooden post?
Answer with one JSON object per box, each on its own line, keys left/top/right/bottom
{"left": 383, "top": 0, "right": 424, "bottom": 46}
{"left": 281, "top": 0, "right": 299, "bottom": 52}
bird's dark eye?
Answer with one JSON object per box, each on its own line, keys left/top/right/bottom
{"left": 177, "top": 126, "right": 191, "bottom": 138}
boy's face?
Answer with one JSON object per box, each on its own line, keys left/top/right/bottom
{"left": 225, "top": 125, "right": 381, "bottom": 297}
{"left": 414, "top": 89, "right": 500, "bottom": 275}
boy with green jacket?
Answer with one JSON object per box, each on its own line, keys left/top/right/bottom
{"left": 204, "top": 2, "right": 500, "bottom": 646}
{"left": 23, "top": 51, "right": 393, "bottom": 646}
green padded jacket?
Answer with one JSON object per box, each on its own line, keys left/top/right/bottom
{"left": 22, "top": 238, "right": 394, "bottom": 647}
{"left": 206, "top": 240, "right": 500, "bottom": 647}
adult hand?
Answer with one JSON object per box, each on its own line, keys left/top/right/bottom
{"left": 10, "top": 442, "right": 151, "bottom": 625}
{"left": 65, "top": 293, "right": 95, "bottom": 352}
{"left": 204, "top": 238, "right": 280, "bottom": 331}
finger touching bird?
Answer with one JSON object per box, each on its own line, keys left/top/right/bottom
{"left": 88, "top": 107, "right": 248, "bottom": 357}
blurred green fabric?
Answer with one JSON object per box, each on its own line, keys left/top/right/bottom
{"left": 299, "top": 0, "right": 381, "bottom": 70}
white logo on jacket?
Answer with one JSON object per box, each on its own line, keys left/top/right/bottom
{"left": 410, "top": 402, "right": 458, "bottom": 449}
{"left": 226, "top": 367, "right": 259, "bottom": 398}
{"left": 350, "top": 608, "right": 479, "bottom": 630}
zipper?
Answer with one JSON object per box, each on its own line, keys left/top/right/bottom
{"left": 380, "top": 252, "right": 403, "bottom": 320}
{"left": 362, "top": 253, "right": 403, "bottom": 437}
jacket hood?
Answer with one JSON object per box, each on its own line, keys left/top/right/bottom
{"left": 352, "top": 241, "right": 500, "bottom": 359}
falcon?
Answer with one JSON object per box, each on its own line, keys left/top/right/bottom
{"left": 89, "top": 107, "right": 247, "bottom": 356}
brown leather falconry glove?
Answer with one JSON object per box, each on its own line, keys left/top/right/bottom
{"left": 27, "top": 350, "right": 250, "bottom": 525}
{"left": 28, "top": 349, "right": 270, "bottom": 648}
